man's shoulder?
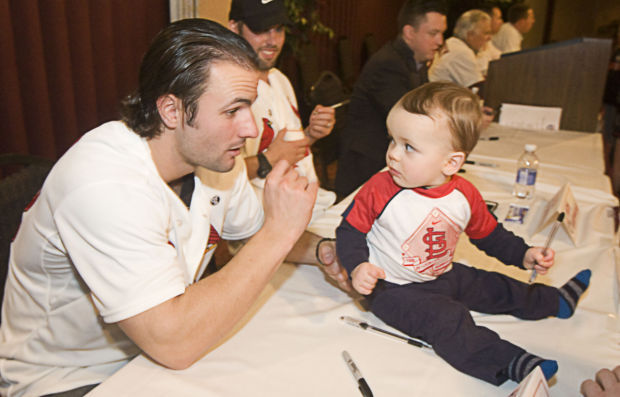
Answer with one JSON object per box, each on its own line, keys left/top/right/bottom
{"left": 267, "top": 68, "right": 293, "bottom": 88}
{"left": 496, "top": 23, "right": 520, "bottom": 38}
{"left": 49, "top": 121, "right": 158, "bottom": 199}
{"left": 264, "top": 68, "right": 296, "bottom": 100}
{"left": 363, "top": 39, "right": 410, "bottom": 71}
{"left": 445, "top": 37, "right": 472, "bottom": 54}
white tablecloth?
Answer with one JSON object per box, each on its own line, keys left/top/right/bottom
{"left": 89, "top": 125, "right": 619, "bottom": 396}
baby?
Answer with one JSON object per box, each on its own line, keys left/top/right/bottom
{"left": 336, "top": 81, "right": 590, "bottom": 385}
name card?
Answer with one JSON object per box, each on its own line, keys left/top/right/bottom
{"left": 499, "top": 103, "right": 562, "bottom": 131}
{"left": 507, "top": 367, "right": 550, "bottom": 397}
{"left": 535, "top": 183, "right": 579, "bottom": 244}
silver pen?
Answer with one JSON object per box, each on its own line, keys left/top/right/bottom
{"left": 465, "top": 160, "right": 498, "bottom": 168}
{"left": 330, "top": 99, "right": 350, "bottom": 109}
{"left": 342, "top": 350, "right": 373, "bottom": 397}
{"left": 530, "top": 212, "right": 565, "bottom": 283}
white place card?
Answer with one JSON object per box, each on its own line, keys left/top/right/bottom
{"left": 507, "top": 366, "right": 550, "bottom": 397}
{"left": 535, "top": 183, "right": 579, "bottom": 244}
{"left": 499, "top": 103, "right": 562, "bottom": 131}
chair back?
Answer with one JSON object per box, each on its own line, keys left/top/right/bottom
{"left": 0, "top": 155, "right": 53, "bottom": 314}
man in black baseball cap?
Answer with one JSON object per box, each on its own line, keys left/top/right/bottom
{"left": 228, "top": 0, "right": 350, "bottom": 292}
{"left": 229, "top": 0, "right": 291, "bottom": 35}
{"left": 229, "top": 0, "right": 291, "bottom": 70}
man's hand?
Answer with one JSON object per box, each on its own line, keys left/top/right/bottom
{"left": 306, "top": 105, "right": 335, "bottom": 143}
{"left": 316, "top": 239, "right": 352, "bottom": 292}
{"left": 262, "top": 160, "right": 318, "bottom": 243}
{"left": 263, "top": 129, "right": 310, "bottom": 167}
{"left": 351, "top": 262, "right": 386, "bottom": 295}
{"left": 523, "top": 247, "right": 555, "bottom": 275}
{"left": 581, "top": 366, "right": 620, "bottom": 397}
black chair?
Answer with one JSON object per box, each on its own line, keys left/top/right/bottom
{"left": 338, "top": 36, "right": 356, "bottom": 92}
{"left": 0, "top": 154, "right": 54, "bottom": 313}
{"left": 361, "top": 33, "right": 378, "bottom": 66}
{"left": 298, "top": 41, "right": 322, "bottom": 106}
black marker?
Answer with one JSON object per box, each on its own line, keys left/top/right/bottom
{"left": 341, "top": 316, "right": 431, "bottom": 349}
{"left": 342, "top": 350, "right": 373, "bottom": 397}
{"left": 479, "top": 136, "right": 499, "bottom": 141}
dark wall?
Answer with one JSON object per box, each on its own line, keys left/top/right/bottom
{"left": 1, "top": 1, "right": 169, "bottom": 160}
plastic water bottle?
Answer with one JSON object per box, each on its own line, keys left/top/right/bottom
{"left": 513, "top": 144, "right": 539, "bottom": 199}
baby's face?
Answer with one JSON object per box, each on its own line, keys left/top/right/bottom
{"left": 385, "top": 107, "right": 454, "bottom": 189}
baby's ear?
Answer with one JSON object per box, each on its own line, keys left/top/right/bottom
{"left": 443, "top": 151, "right": 466, "bottom": 176}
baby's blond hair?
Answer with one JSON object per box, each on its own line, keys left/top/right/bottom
{"left": 397, "top": 81, "right": 482, "bottom": 154}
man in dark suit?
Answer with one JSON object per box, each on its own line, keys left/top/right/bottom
{"left": 335, "top": 0, "right": 448, "bottom": 199}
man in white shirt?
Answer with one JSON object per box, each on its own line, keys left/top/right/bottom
{"left": 0, "top": 19, "right": 319, "bottom": 397}
{"left": 429, "top": 9, "right": 492, "bottom": 89}
{"left": 228, "top": 0, "right": 350, "bottom": 290}
{"left": 492, "top": 3, "right": 535, "bottom": 54}
{"left": 477, "top": 5, "right": 503, "bottom": 76}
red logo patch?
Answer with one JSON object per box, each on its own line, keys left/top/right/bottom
{"left": 204, "top": 225, "right": 221, "bottom": 254}
{"left": 258, "top": 118, "right": 275, "bottom": 153}
{"left": 401, "top": 208, "right": 461, "bottom": 276}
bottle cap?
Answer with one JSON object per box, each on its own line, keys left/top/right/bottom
{"left": 525, "top": 144, "right": 537, "bottom": 152}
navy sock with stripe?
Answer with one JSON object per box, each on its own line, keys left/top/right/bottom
{"left": 506, "top": 352, "right": 558, "bottom": 383}
{"left": 557, "top": 269, "right": 591, "bottom": 319}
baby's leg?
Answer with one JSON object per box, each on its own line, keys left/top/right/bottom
{"left": 369, "top": 281, "right": 525, "bottom": 385}
{"left": 448, "top": 263, "right": 558, "bottom": 319}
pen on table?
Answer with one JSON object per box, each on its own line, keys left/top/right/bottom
{"left": 342, "top": 350, "right": 373, "bottom": 397}
{"left": 465, "top": 160, "right": 498, "bottom": 168}
{"left": 529, "top": 212, "right": 565, "bottom": 283}
{"left": 330, "top": 99, "right": 350, "bottom": 109}
{"left": 479, "top": 136, "right": 499, "bottom": 141}
{"left": 340, "top": 316, "right": 431, "bottom": 349}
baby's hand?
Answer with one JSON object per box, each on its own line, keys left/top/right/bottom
{"left": 523, "top": 247, "right": 555, "bottom": 275}
{"left": 351, "top": 262, "right": 386, "bottom": 295}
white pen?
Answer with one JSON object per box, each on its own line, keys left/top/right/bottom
{"left": 342, "top": 350, "right": 373, "bottom": 397}
{"left": 530, "top": 212, "right": 565, "bottom": 283}
{"left": 465, "top": 160, "right": 498, "bottom": 168}
{"left": 330, "top": 99, "right": 350, "bottom": 109}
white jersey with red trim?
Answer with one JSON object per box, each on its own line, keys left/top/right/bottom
{"left": 244, "top": 68, "right": 335, "bottom": 223}
{"left": 344, "top": 172, "right": 497, "bottom": 284}
{"left": 0, "top": 121, "right": 263, "bottom": 396}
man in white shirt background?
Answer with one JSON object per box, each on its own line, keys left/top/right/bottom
{"left": 477, "top": 5, "right": 504, "bottom": 76}
{"left": 429, "top": 9, "right": 492, "bottom": 90}
{"left": 492, "top": 3, "right": 535, "bottom": 54}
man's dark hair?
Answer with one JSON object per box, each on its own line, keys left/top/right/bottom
{"left": 479, "top": 2, "right": 500, "bottom": 16}
{"left": 120, "top": 18, "right": 259, "bottom": 139}
{"left": 507, "top": 3, "right": 531, "bottom": 24}
{"left": 397, "top": 0, "right": 448, "bottom": 32}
